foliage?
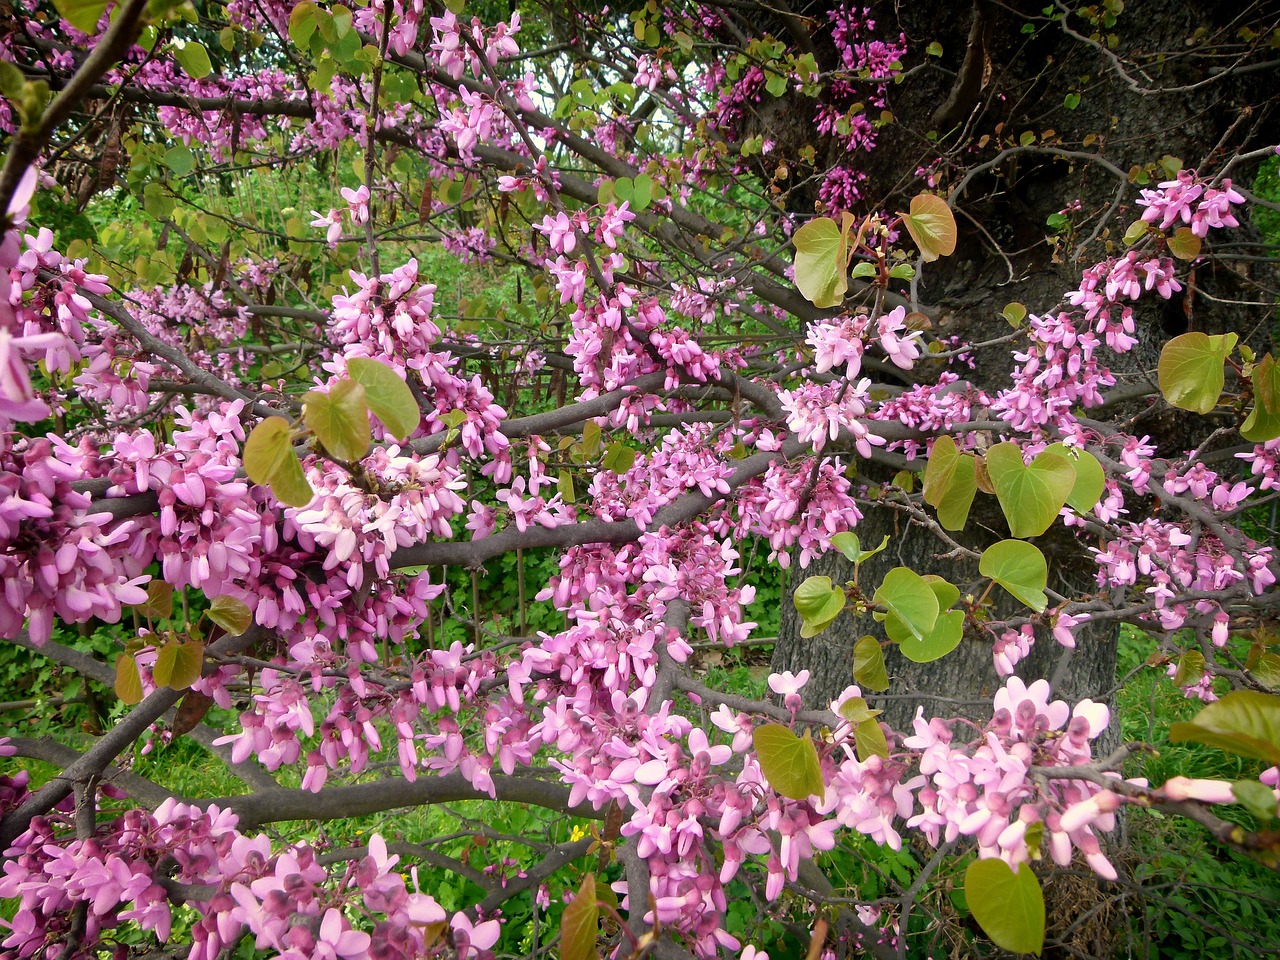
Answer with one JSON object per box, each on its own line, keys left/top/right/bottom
{"left": 0, "top": 2, "right": 1279, "bottom": 960}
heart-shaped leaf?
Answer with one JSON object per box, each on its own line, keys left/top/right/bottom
{"left": 829, "top": 532, "right": 890, "bottom": 565}
{"left": 304, "top": 379, "right": 371, "bottom": 463}
{"left": 753, "top": 723, "right": 825, "bottom": 801}
{"left": 980, "top": 540, "right": 1049, "bottom": 612}
{"left": 1232, "top": 779, "right": 1279, "bottom": 821}
{"left": 895, "top": 609, "right": 965, "bottom": 662}
{"left": 207, "top": 595, "right": 253, "bottom": 636}
{"left": 243, "top": 417, "right": 315, "bottom": 508}
{"left": 347, "top": 358, "right": 421, "bottom": 439}
{"left": 1168, "top": 227, "right": 1202, "bottom": 261}
{"left": 873, "top": 567, "right": 939, "bottom": 642}
{"left": 985, "top": 442, "right": 1075, "bottom": 539}
{"left": 965, "top": 859, "right": 1045, "bottom": 955}
{"left": 794, "top": 576, "right": 846, "bottom": 629}
{"left": 1158, "top": 331, "right": 1237, "bottom": 414}
{"left": 793, "top": 217, "right": 848, "bottom": 308}
{"left": 135, "top": 581, "right": 173, "bottom": 620}
{"left": 1170, "top": 690, "right": 1280, "bottom": 765}
{"left": 899, "top": 193, "right": 957, "bottom": 262}
{"left": 174, "top": 41, "right": 214, "bottom": 80}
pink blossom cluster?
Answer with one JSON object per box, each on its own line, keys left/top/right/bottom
{"left": 1137, "top": 170, "right": 1246, "bottom": 237}
{"left": 901, "top": 677, "right": 1121, "bottom": 877}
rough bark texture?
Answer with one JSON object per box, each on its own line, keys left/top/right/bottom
{"left": 771, "top": 0, "right": 1280, "bottom": 731}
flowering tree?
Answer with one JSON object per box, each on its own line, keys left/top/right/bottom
{"left": 2, "top": 1, "right": 1280, "bottom": 958}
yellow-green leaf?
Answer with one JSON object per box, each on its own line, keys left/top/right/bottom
{"left": 854, "top": 635, "right": 889, "bottom": 691}
{"left": 1170, "top": 690, "right": 1280, "bottom": 764}
{"left": 1044, "top": 443, "right": 1106, "bottom": 514}
{"left": 985, "top": 442, "right": 1075, "bottom": 539}
{"left": 1243, "top": 353, "right": 1280, "bottom": 441}
{"left": 753, "top": 723, "right": 825, "bottom": 801}
{"left": 1158, "top": 331, "right": 1238, "bottom": 415}
{"left": 115, "top": 653, "right": 143, "bottom": 705}
{"left": 872, "top": 567, "right": 939, "bottom": 642}
{"left": 207, "top": 595, "right": 253, "bottom": 635}
{"left": 1172, "top": 648, "right": 1206, "bottom": 687}
{"left": 1168, "top": 227, "right": 1202, "bottom": 261}
{"left": 52, "top": 0, "right": 107, "bottom": 34}
{"left": 899, "top": 193, "right": 957, "bottom": 262}
{"left": 855, "top": 718, "right": 889, "bottom": 761}
{"left": 243, "top": 417, "right": 315, "bottom": 507}
{"left": 793, "top": 217, "right": 848, "bottom": 308}
{"left": 980, "top": 540, "right": 1049, "bottom": 612}
{"left": 174, "top": 41, "right": 214, "bottom": 81}
{"left": 965, "top": 859, "right": 1045, "bottom": 955}
{"left": 304, "top": 379, "right": 371, "bottom": 463}
{"left": 347, "top": 358, "right": 421, "bottom": 439}
{"left": 135, "top": 581, "right": 173, "bottom": 620}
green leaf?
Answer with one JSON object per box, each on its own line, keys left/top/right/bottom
{"left": 923, "top": 436, "right": 978, "bottom": 531}
{"left": 136, "top": 581, "right": 173, "bottom": 621}
{"left": 1168, "top": 227, "right": 1202, "bottom": 261}
{"left": 631, "top": 172, "right": 653, "bottom": 211}
{"left": 872, "top": 567, "right": 939, "bottom": 642}
{"left": 602, "top": 441, "right": 637, "bottom": 474}
{"left": 926, "top": 40, "right": 943, "bottom": 56}
{"left": 115, "top": 653, "right": 143, "bottom": 704}
{"left": 560, "top": 873, "right": 599, "bottom": 960}
{"left": 558, "top": 470, "right": 576, "bottom": 503}
{"left": 898, "top": 193, "right": 957, "bottom": 262}
{"left": 923, "top": 574, "right": 960, "bottom": 612}
{"left": 855, "top": 718, "right": 889, "bottom": 761}
{"left": 793, "top": 217, "right": 848, "bottom": 309}
{"left": 304, "top": 379, "right": 371, "bottom": 463}
{"left": 965, "top": 859, "right": 1045, "bottom": 955}
{"left": 1251, "top": 652, "right": 1280, "bottom": 689}
{"left": 753, "top": 723, "right": 825, "bottom": 801}
{"left": 1002, "top": 302, "right": 1028, "bottom": 327}
{"left": 1170, "top": 690, "right": 1280, "bottom": 764}
{"left": 163, "top": 145, "right": 196, "bottom": 178}
{"left": 896, "top": 609, "right": 964, "bottom": 662}
{"left": 854, "top": 635, "right": 889, "bottom": 691}
{"left": 985, "top": 442, "right": 1075, "bottom": 539}
{"left": 1243, "top": 354, "right": 1280, "bottom": 441}
{"left": 207, "top": 595, "right": 253, "bottom": 635}
{"left": 979, "top": 540, "right": 1049, "bottom": 612}
{"left": 1064, "top": 91, "right": 1081, "bottom": 109}
{"left": 1172, "top": 649, "right": 1206, "bottom": 688}
{"left": 1122, "top": 219, "right": 1149, "bottom": 245}
{"left": 153, "top": 639, "right": 203, "bottom": 690}
{"left": 1044, "top": 443, "right": 1106, "bottom": 513}
{"left": 347, "top": 358, "right": 421, "bottom": 439}
{"left": 1158, "top": 331, "right": 1238, "bottom": 414}
{"left": 174, "top": 41, "right": 214, "bottom": 80}
{"left": 242, "top": 417, "right": 314, "bottom": 508}
{"left": 829, "top": 532, "right": 889, "bottom": 564}
{"left": 288, "top": 0, "right": 320, "bottom": 46}
{"left": 52, "top": 0, "right": 107, "bottom": 34}
{"left": 1233, "top": 779, "right": 1279, "bottom": 821}
{"left": 793, "top": 576, "right": 846, "bottom": 636}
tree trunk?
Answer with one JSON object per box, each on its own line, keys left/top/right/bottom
{"left": 772, "top": 0, "right": 1280, "bottom": 735}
